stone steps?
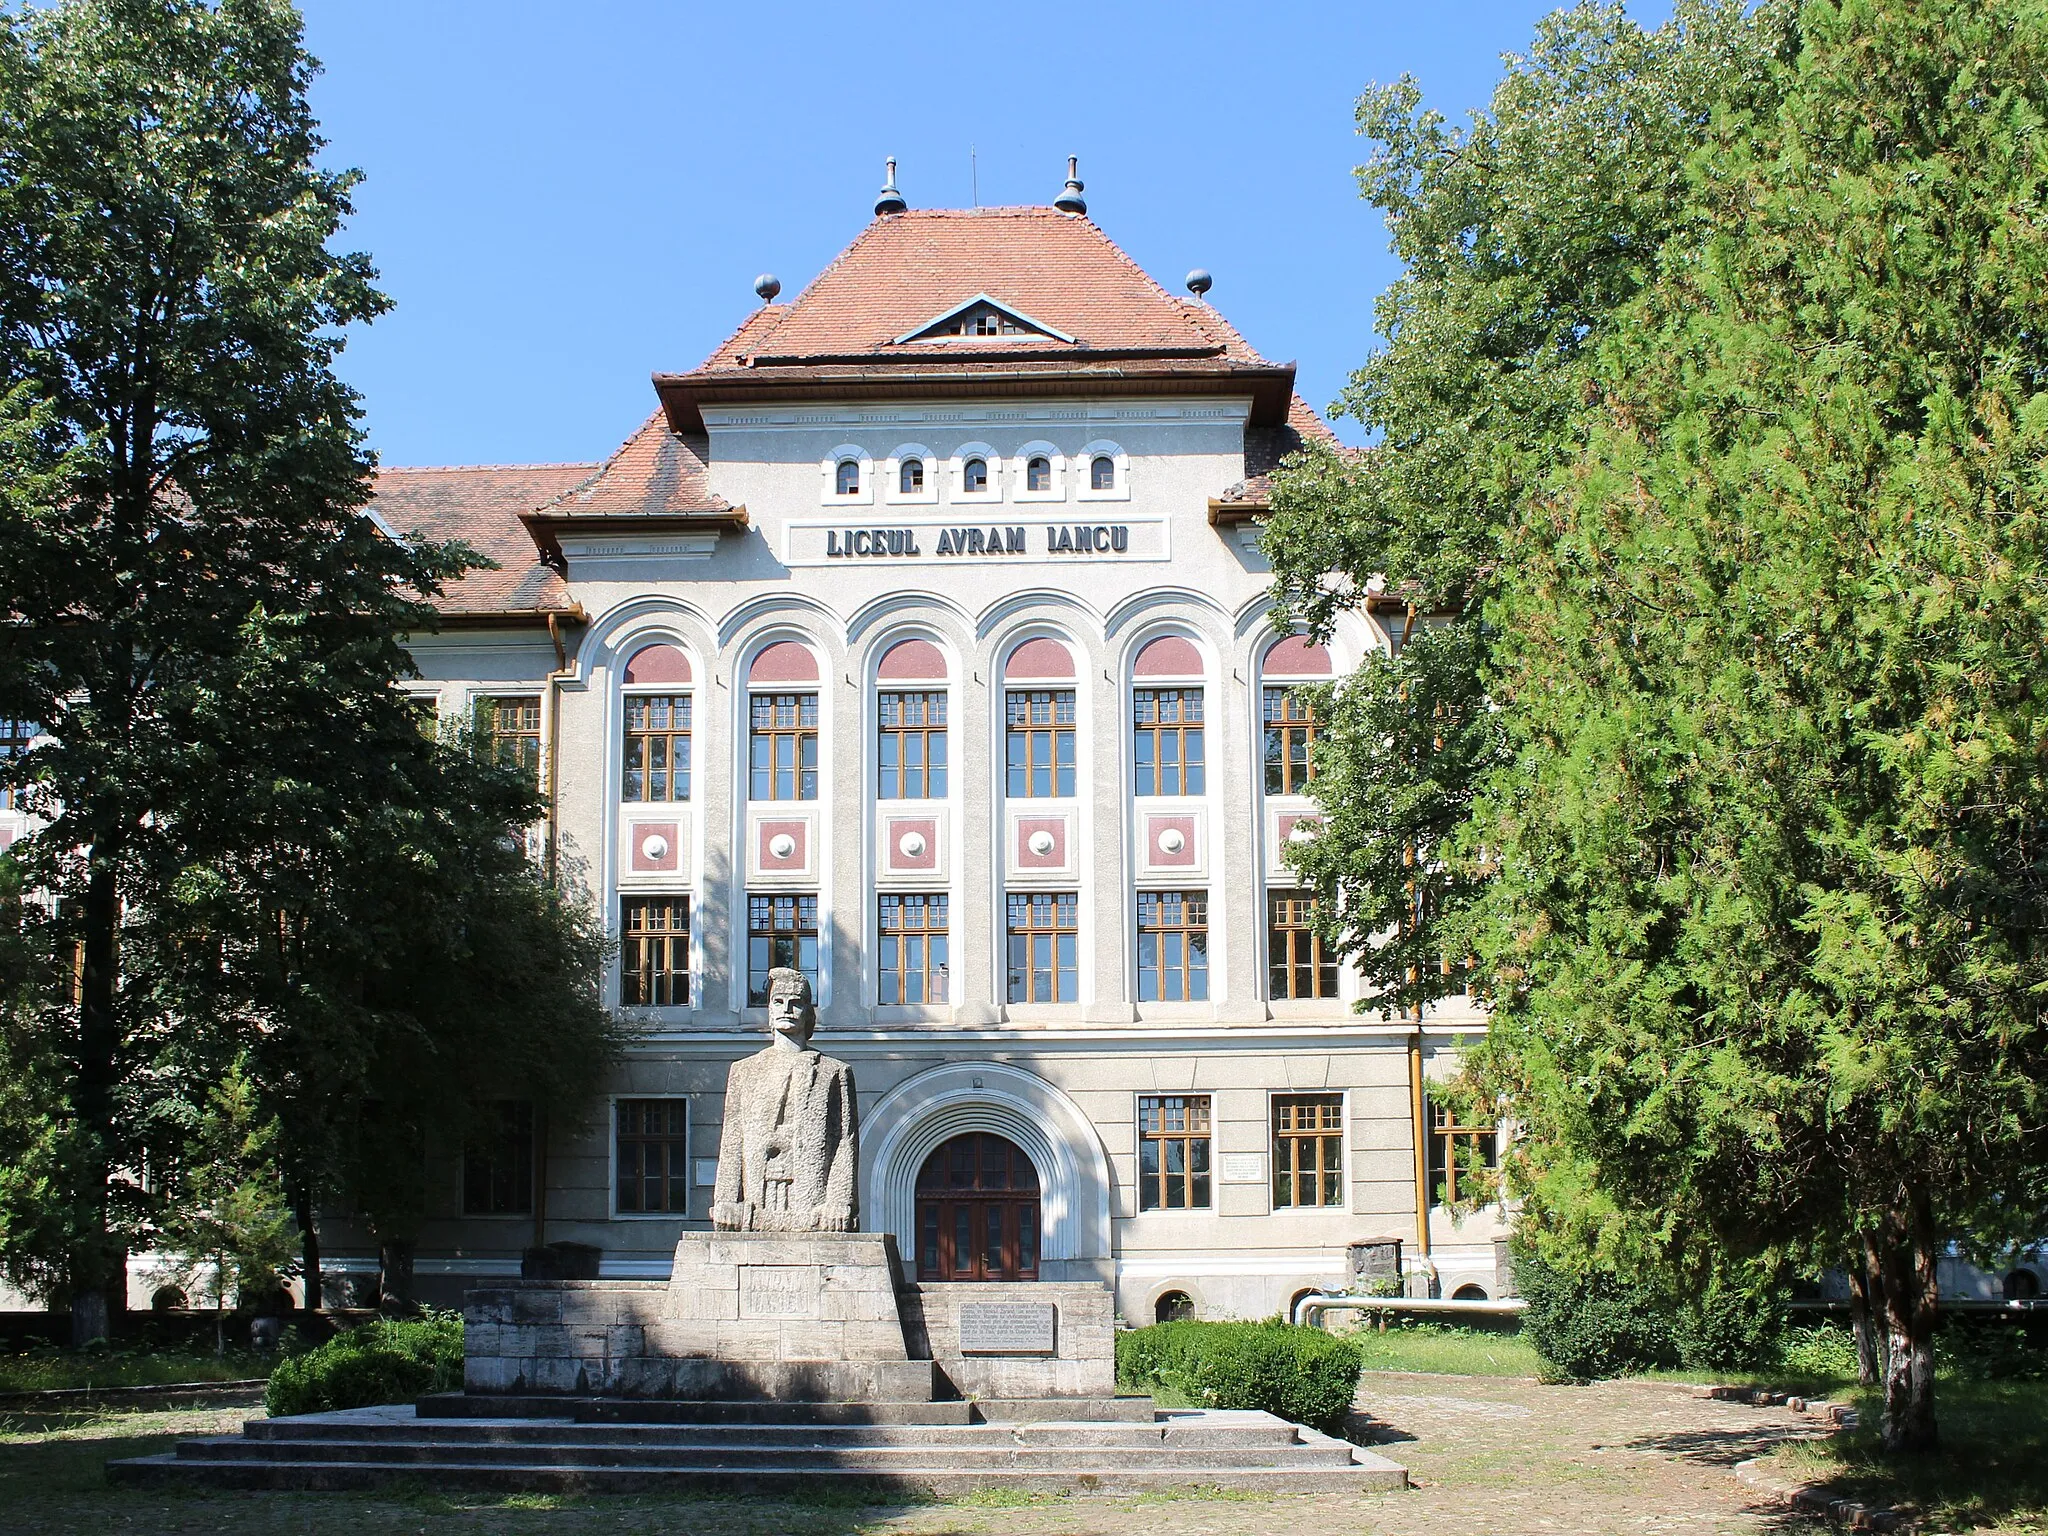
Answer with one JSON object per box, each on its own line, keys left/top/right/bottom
{"left": 108, "top": 1403, "right": 1409, "bottom": 1495}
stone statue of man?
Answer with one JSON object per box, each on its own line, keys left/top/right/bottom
{"left": 710, "top": 968, "right": 859, "bottom": 1233}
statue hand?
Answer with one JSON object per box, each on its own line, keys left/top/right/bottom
{"left": 815, "top": 1207, "right": 855, "bottom": 1233}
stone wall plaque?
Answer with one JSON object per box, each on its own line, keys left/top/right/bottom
{"left": 1218, "top": 1152, "right": 1266, "bottom": 1183}
{"left": 738, "top": 1264, "right": 820, "bottom": 1319}
{"left": 958, "top": 1300, "right": 1057, "bottom": 1355}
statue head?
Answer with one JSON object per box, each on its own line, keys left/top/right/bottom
{"left": 765, "top": 968, "right": 816, "bottom": 1048}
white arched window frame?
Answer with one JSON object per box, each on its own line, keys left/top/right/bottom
{"left": 1076, "top": 440, "right": 1130, "bottom": 502}
{"left": 820, "top": 445, "right": 874, "bottom": 506}
{"left": 949, "top": 442, "right": 1002, "bottom": 504}
{"left": 883, "top": 443, "right": 938, "bottom": 506}
{"left": 1011, "top": 441, "right": 1066, "bottom": 503}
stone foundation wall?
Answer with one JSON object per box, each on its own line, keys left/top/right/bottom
{"left": 910, "top": 1281, "right": 1115, "bottom": 1399}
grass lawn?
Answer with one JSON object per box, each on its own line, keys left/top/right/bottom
{"left": 0, "top": 1347, "right": 267, "bottom": 1394}
{"left": 1759, "top": 1378, "right": 2048, "bottom": 1532}
{"left": 1343, "top": 1323, "right": 1544, "bottom": 1378}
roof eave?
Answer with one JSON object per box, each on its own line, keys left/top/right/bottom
{"left": 422, "top": 602, "right": 590, "bottom": 632}
{"left": 518, "top": 506, "right": 751, "bottom": 565}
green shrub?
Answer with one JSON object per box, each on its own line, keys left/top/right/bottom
{"left": 1938, "top": 1316, "right": 2048, "bottom": 1382}
{"left": 1675, "top": 1277, "right": 1786, "bottom": 1373}
{"left": 1518, "top": 1255, "right": 1678, "bottom": 1381}
{"left": 1779, "top": 1322, "right": 1861, "bottom": 1381}
{"left": 264, "top": 1310, "right": 463, "bottom": 1416}
{"left": 1115, "top": 1320, "right": 1362, "bottom": 1435}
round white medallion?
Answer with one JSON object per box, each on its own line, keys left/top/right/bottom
{"left": 768, "top": 832, "right": 797, "bottom": 859}
{"left": 1157, "top": 827, "right": 1186, "bottom": 855}
{"left": 897, "top": 830, "right": 927, "bottom": 858}
{"left": 1027, "top": 829, "right": 1057, "bottom": 856}
{"left": 1288, "top": 819, "right": 1318, "bottom": 843}
{"left": 639, "top": 833, "right": 669, "bottom": 862}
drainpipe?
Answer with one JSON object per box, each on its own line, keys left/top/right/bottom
{"left": 1409, "top": 1018, "right": 1431, "bottom": 1275}
{"left": 535, "top": 608, "right": 576, "bottom": 1252}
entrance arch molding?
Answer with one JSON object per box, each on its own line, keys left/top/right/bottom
{"left": 862, "top": 1062, "right": 1112, "bottom": 1272}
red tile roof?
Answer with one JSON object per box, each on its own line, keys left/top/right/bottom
{"left": 372, "top": 463, "right": 595, "bottom": 618}
{"left": 532, "top": 413, "right": 731, "bottom": 520}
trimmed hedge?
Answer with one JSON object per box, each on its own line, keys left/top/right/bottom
{"left": 1115, "top": 1320, "right": 1362, "bottom": 1435}
{"left": 1519, "top": 1255, "right": 1787, "bottom": 1380}
{"left": 264, "top": 1311, "right": 463, "bottom": 1417}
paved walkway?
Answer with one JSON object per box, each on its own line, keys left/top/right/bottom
{"left": 3, "top": 1374, "right": 1836, "bottom": 1535}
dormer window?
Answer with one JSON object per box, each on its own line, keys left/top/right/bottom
{"left": 1027, "top": 456, "right": 1052, "bottom": 493}
{"left": 963, "top": 458, "right": 989, "bottom": 494}
{"left": 835, "top": 459, "right": 861, "bottom": 496}
{"left": 900, "top": 458, "right": 924, "bottom": 495}
{"left": 1091, "top": 455, "right": 1115, "bottom": 492}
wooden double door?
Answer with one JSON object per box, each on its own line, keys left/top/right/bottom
{"left": 914, "top": 1132, "right": 1040, "bottom": 1281}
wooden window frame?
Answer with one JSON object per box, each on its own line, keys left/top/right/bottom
{"left": 1133, "top": 687, "right": 1205, "bottom": 796}
{"left": 878, "top": 690, "right": 947, "bottom": 800}
{"left": 878, "top": 892, "right": 949, "bottom": 1005}
{"left": 746, "top": 891, "right": 818, "bottom": 1005}
{"left": 1136, "top": 889, "right": 1209, "bottom": 1002}
{"left": 0, "top": 717, "right": 35, "bottom": 812}
{"left": 1006, "top": 890, "right": 1078, "bottom": 1004}
{"left": 1137, "top": 1094, "right": 1212, "bottom": 1211}
{"left": 463, "top": 1100, "right": 535, "bottom": 1216}
{"left": 614, "top": 1097, "right": 690, "bottom": 1216}
{"left": 622, "top": 692, "right": 692, "bottom": 802}
{"left": 484, "top": 695, "right": 543, "bottom": 784}
{"left": 1271, "top": 1092, "right": 1345, "bottom": 1209}
{"left": 748, "top": 691, "right": 819, "bottom": 802}
{"left": 1427, "top": 1101, "right": 1500, "bottom": 1208}
{"left": 621, "top": 895, "right": 690, "bottom": 1007}
{"left": 1268, "top": 891, "right": 1339, "bottom": 1000}
{"left": 1262, "top": 685, "right": 1319, "bottom": 795}
{"left": 1005, "top": 688, "right": 1076, "bottom": 799}
{"left": 915, "top": 1132, "right": 1041, "bottom": 1281}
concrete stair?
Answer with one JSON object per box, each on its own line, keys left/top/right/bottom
{"left": 108, "top": 1401, "right": 1409, "bottom": 1496}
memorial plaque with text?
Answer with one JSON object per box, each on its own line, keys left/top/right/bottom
{"left": 958, "top": 1300, "right": 1057, "bottom": 1355}
{"left": 739, "top": 1264, "right": 821, "bottom": 1319}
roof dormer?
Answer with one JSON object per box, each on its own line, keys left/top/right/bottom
{"left": 893, "top": 293, "right": 1076, "bottom": 346}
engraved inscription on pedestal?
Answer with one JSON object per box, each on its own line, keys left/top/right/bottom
{"left": 738, "top": 1263, "right": 822, "bottom": 1320}
{"left": 959, "top": 1300, "right": 1058, "bottom": 1355}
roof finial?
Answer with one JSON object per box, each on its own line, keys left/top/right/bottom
{"left": 1185, "top": 269, "right": 1213, "bottom": 298}
{"left": 874, "top": 156, "right": 907, "bottom": 217}
{"left": 1054, "top": 155, "right": 1087, "bottom": 215}
{"left": 753, "top": 273, "right": 781, "bottom": 302}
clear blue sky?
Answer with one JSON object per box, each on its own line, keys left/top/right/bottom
{"left": 298, "top": 1, "right": 1654, "bottom": 467}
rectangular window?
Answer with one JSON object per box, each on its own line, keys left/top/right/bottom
{"left": 485, "top": 695, "right": 543, "bottom": 784}
{"left": 623, "top": 694, "right": 691, "bottom": 801}
{"left": 0, "top": 718, "right": 34, "bottom": 812}
{"left": 1005, "top": 690, "right": 1076, "bottom": 798}
{"left": 1427, "top": 1101, "right": 1500, "bottom": 1208}
{"left": 1262, "top": 686, "right": 1318, "bottom": 795}
{"left": 878, "top": 893, "right": 949, "bottom": 1005}
{"left": 462, "top": 1100, "right": 534, "bottom": 1215}
{"left": 878, "top": 691, "right": 947, "bottom": 799}
{"left": 615, "top": 1097, "right": 690, "bottom": 1214}
{"left": 1006, "top": 891, "right": 1078, "bottom": 1003}
{"left": 1136, "top": 890, "right": 1209, "bottom": 1002}
{"left": 621, "top": 896, "right": 690, "bottom": 1007}
{"left": 1138, "top": 1094, "right": 1212, "bottom": 1211}
{"left": 403, "top": 694, "right": 438, "bottom": 738}
{"left": 749, "top": 692, "right": 819, "bottom": 801}
{"left": 1268, "top": 892, "right": 1339, "bottom": 1000}
{"left": 1272, "top": 1093, "right": 1344, "bottom": 1208}
{"left": 1133, "top": 689, "right": 1205, "bottom": 796}
{"left": 747, "top": 892, "right": 819, "bottom": 1005}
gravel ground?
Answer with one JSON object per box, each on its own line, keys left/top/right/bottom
{"left": 0, "top": 1374, "right": 1842, "bottom": 1536}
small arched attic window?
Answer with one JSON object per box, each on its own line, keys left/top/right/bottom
{"left": 1090, "top": 455, "right": 1115, "bottom": 491}
{"left": 1027, "top": 456, "right": 1052, "bottom": 493}
{"left": 900, "top": 458, "right": 924, "bottom": 495}
{"left": 963, "top": 457, "right": 989, "bottom": 494}
{"left": 835, "top": 459, "right": 861, "bottom": 496}
{"left": 623, "top": 643, "right": 692, "bottom": 685}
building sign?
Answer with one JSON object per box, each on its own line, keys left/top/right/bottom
{"left": 785, "top": 515, "right": 1168, "bottom": 567}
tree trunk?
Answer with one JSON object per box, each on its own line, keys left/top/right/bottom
{"left": 1850, "top": 1234, "right": 1885, "bottom": 1386}
{"left": 1874, "top": 1197, "right": 1940, "bottom": 1453}
{"left": 71, "top": 854, "right": 123, "bottom": 1348}
{"left": 378, "top": 1236, "right": 415, "bottom": 1314}
{"left": 293, "top": 1185, "right": 322, "bottom": 1313}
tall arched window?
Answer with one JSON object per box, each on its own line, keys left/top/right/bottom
{"left": 835, "top": 459, "right": 861, "bottom": 496}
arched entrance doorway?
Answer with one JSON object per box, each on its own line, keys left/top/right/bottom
{"left": 915, "top": 1132, "right": 1040, "bottom": 1281}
